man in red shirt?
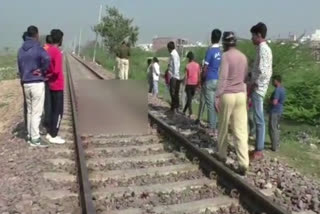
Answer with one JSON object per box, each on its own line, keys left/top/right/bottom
{"left": 41, "top": 35, "right": 53, "bottom": 134}
{"left": 45, "top": 29, "right": 65, "bottom": 144}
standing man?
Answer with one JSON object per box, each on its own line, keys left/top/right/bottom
{"left": 118, "top": 41, "right": 130, "bottom": 80}
{"left": 21, "top": 31, "right": 28, "bottom": 134}
{"left": 45, "top": 29, "right": 65, "bottom": 144}
{"left": 269, "top": 75, "right": 285, "bottom": 151}
{"left": 215, "top": 32, "right": 249, "bottom": 175}
{"left": 250, "top": 22, "right": 273, "bottom": 160}
{"left": 18, "top": 25, "right": 50, "bottom": 147}
{"left": 41, "top": 35, "right": 53, "bottom": 135}
{"left": 183, "top": 51, "right": 200, "bottom": 117}
{"left": 203, "top": 29, "right": 222, "bottom": 140}
{"left": 166, "top": 41, "right": 181, "bottom": 114}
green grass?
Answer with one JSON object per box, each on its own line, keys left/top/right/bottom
{"left": 0, "top": 54, "right": 18, "bottom": 81}
{"left": 263, "top": 121, "right": 320, "bottom": 178}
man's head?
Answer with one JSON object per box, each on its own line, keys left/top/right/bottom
{"left": 147, "top": 58, "right": 152, "bottom": 66}
{"left": 22, "top": 31, "right": 28, "bottom": 41}
{"left": 222, "top": 31, "right": 237, "bottom": 51}
{"left": 46, "top": 35, "right": 53, "bottom": 44}
{"left": 27, "top": 26, "right": 39, "bottom": 40}
{"left": 211, "top": 29, "right": 222, "bottom": 44}
{"left": 272, "top": 74, "right": 282, "bottom": 87}
{"left": 50, "top": 29, "right": 64, "bottom": 46}
{"left": 250, "top": 22, "right": 267, "bottom": 45}
{"left": 186, "top": 51, "right": 194, "bottom": 62}
{"left": 167, "top": 41, "right": 175, "bottom": 53}
{"left": 153, "top": 57, "right": 159, "bottom": 63}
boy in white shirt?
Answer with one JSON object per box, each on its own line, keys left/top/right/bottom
{"left": 152, "top": 57, "right": 160, "bottom": 97}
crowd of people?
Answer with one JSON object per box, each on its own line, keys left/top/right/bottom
{"left": 147, "top": 22, "right": 286, "bottom": 175}
{"left": 16, "top": 22, "right": 286, "bottom": 175}
{"left": 18, "top": 25, "right": 65, "bottom": 147}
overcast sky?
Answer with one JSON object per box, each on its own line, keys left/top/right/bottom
{"left": 1, "top": 0, "right": 320, "bottom": 49}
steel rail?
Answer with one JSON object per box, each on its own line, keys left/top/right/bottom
{"left": 65, "top": 55, "right": 96, "bottom": 214}
{"left": 71, "top": 54, "right": 290, "bottom": 214}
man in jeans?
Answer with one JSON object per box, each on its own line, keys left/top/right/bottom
{"left": 18, "top": 25, "right": 50, "bottom": 147}
{"left": 203, "top": 29, "right": 222, "bottom": 139}
{"left": 118, "top": 41, "right": 131, "bottom": 80}
{"left": 269, "top": 75, "right": 285, "bottom": 151}
{"left": 166, "top": 41, "right": 181, "bottom": 114}
{"left": 250, "top": 22, "right": 273, "bottom": 160}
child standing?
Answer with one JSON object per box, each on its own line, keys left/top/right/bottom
{"left": 152, "top": 57, "right": 160, "bottom": 97}
{"left": 269, "top": 75, "right": 286, "bottom": 151}
{"left": 183, "top": 52, "right": 200, "bottom": 117}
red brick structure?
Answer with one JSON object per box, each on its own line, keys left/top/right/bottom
{"left": 152, "top": 37, "right": 188, "bottom": 52}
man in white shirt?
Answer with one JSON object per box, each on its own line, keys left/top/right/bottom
{"left": 166, "top": 41, "right": 181, "bottom": 113}
{"left": 249, "top": 22, "right": 273, "bottom": 161}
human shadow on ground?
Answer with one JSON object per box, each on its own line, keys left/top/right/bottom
{"left": 11, "top": 121, "right": 26, "bottom": 140}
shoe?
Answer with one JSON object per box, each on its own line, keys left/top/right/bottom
{"left": 46, "top": 134, "right": 52, "bottom": 141}
{"left": 49, "top": 136, "right": 65, "bottom": 144}
{"left": 30, "top": 138, "right": 49, "bottom": 148}
{"left": 194, "top": 119, "right": 200, "bottom": 125}
{"left": 249, "top": 135, "right": 255, "bottom": 141}
{"left": 26, "top": 135, "right": 31, "bottom": 144}
{"left": 237, "top": 166, "right": 248, "bottom": 176}
{"left": 250, "top": 151, "right": 264, "bottom": 161}
{"left": 213, "top": 153, "right": 227, "bottom": 163}
{"left": 39, "top": 127, "right": 47, "bottom": 136}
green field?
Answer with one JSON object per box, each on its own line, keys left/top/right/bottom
{"left": 0, "top": 54, "right": 18, "bottom": 81}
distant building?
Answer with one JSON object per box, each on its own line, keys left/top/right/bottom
{"left": 311, "top": 30, "right": 320, "bottom": 41}
{"left": 152, "top": 37, "right": 188, "bottom": 51}
{"left": 137, "top": 44, "right": 152, "bottom": 51}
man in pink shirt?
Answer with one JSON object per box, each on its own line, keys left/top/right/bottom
{"left": 183, "top": 52, "right": 200, "bottom": 117}
{"left": 45, "top": 29, "right": 65, "bottom": 145}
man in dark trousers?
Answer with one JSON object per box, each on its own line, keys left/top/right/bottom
{"left": 45, "top": 29, "right": 65, "bottom": 144}
{"left": 40, "top": 35, "right": 53, "bottom": 135}
{"left": 18, "top": 26, "right": 50, "bottom": 147}
{"left": 21, "top": 31, "right": 28, "bottom": 134}
{"left": 166, "top": 41, "right": 181, "bottom": 114}
{"left": 269, "top": 75, "right": 286, "bottom": 151}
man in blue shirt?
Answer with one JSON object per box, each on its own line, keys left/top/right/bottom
{"left": 203, "top": 29, "right": 222, "bottom": 140}
{"left": 269, "top": 75, "right": 286, "bottom": 151}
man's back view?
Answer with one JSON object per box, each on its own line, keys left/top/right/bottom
{"left": 18, "top": 25, "right": 50, "bottom": 147}
{"left": 118, "top": 42, "right": 131, "bottom": 80}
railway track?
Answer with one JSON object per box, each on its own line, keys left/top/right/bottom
{"left": 50, "top": 53, "right": 290, "bottom": 214}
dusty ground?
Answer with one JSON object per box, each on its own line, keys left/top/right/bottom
{"left": 0, "top": 80, "right": 23, "bottom": 135}
{"left": 0, "top": 80, "right": 79, "bottom": 213}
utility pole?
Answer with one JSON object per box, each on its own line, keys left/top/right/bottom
{"left": 78, "top": 29, "right": 82, "bottom": 57}
{"left": 73, "top": 37, "right": 77, "bottom": 54}
{"left": 93, "top": 4, "right": 103, "bottom": 62}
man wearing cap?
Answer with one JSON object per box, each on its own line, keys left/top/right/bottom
{"left": 215, "top": 32, "right": 249, "bottom": 175}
